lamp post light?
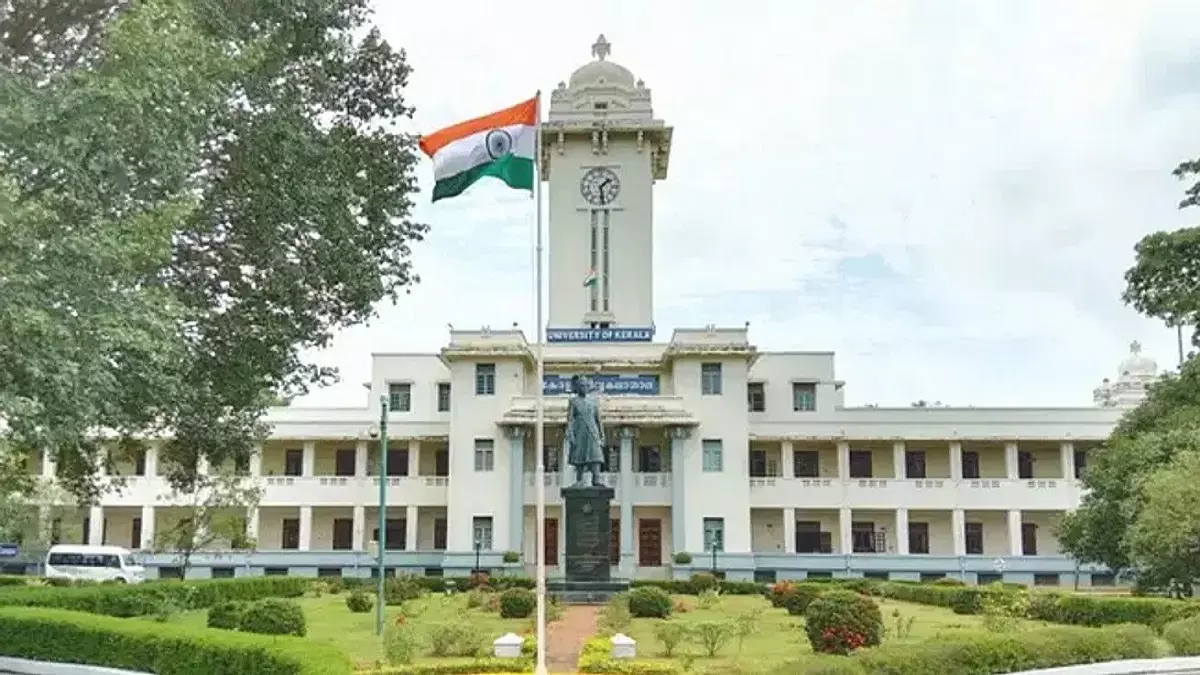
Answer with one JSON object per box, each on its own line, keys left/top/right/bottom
{"left": 474, "top": 537, "right": 482, "bottom": 574}
{"left": 371, "top": 395, "right": 389, "bottom": 636}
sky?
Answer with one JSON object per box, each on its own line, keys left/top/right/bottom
{"left": 298, "top": 0, "right": 1200, "bottom": 409}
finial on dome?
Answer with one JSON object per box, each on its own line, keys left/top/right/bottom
{"left": 592, "top": 34, "right": 611, "bottom": 61}
{"left": 1130, "top": 340, "right": 1142, "bottom": 355}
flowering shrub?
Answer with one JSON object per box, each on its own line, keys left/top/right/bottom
{"left": 803, "top": 590, "right": 883, "bottom": 655}
{"left": 768, "top": 580, "right": 796, "bottom": 608}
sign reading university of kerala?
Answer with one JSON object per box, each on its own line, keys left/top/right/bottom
{"left": 543, "top": 374, "right": 660, "bottom": 396}
{"left": 545, "top": 327, "right": 654, "bottom": 343}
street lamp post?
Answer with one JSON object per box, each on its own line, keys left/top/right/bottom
{"left": 710, "top": 545, "right": 718, "bottom": 574}
{"left": 375, "top": 395, "right": 389, "bottom": 636}
{"left": 474, "top": 537, "right": 482, "bottom": 574}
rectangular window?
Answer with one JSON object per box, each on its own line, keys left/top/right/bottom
{"left": 792, "top": 382, "right": 816, "bottom": 411}
{"left": 133, "top": 450, "right": 146, "bottom": 476}
{"left": 472, "top": 517, "right": 494, "bottom": 550}
{"left": 604, "top": 445, "right": 618, "bottom": 473}
{"left": 905, "top": 451, "right": 927, "bottom": 479}
{"left": 335, "top": 449, "right": 356, "bottom": 476}
{"left": 474, "top": 439, "right": 495, "bottom": 472}
{"left": 475, "top": 364, "right": 496, "bottom": 395}
{"left": 849, "top": 450, "right": 873, "bottom": 478}
{"left": 702, "top": 439, "right": 723, "bottom": 472}
{"left": 383, "top": 449, "right": 408, "bottom": 477}
{"left": 332, "top": 518, "right": 353, "bottom": 550}
{"left": 962, "top": 451, "right": 980, "bottom": 479}
{"left": 749, "top": 449, "right": 768, "bottom": 477}
{"left": 700, "top": 363, "right": 722, "bottom": 395}
{"left": 211, "top": 566, "right": 235, "bottom": 579}
{"left": 1021, "top": 523, "right": 1038, "bottom": 556}
{"left": 747, "top": 382, "right": 765, "bottom": 412}
{"left": 371, "top": 519, "right": 406, "bottom": 551}
{"left": 284, "top": 449, "right": 303, "bottom": 476}
{"left": 437, "top": 383, "right": 451, "bottom": 412}
{"left": 793, "top": 450, "right": 819, "bottom": 477}
{"left": 264, "top": 567, "right": 288, "bottom": 577}
{"left": 1018, "top": 451, "right": 1034, "bottom": 480}
{"left": 965, "top": 522, "right": 984, "bottom": 555}
{"left": 130, "top": 517, "right": 142, "bottom": 550}
{"left": 388, "top": 383, "right": 411, "bottom": 412}
{"left": 851, "top": 522, "right": 876, "bottom": 553}
{"left": 637, "top": 446, "right": 661, "bottom": 472}
{"left": 702, "top": 517, "right": 724, "bottom": 552}
{"left": 908, "top": 522, "right": 930, "bottom": 554}
{"left": 1034, "top": 573, "right": 1058, "bottom": 586}
{"left": 281, "top": 518, "right": 300, "bottom": 550}
{"left": 545, "top": 445, "right": 562, "bottom": 472}
{"left": 1073, "top": 450, "right": 1087, "bottom": 479}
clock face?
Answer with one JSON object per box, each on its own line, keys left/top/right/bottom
{"left": 580, "top": 167, "right": 620, "bottom": 206}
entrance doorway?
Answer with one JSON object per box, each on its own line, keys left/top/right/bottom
{"left": 638, "top": 519, "right": 662, "bottom": 566}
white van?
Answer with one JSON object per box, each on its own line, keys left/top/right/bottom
{"left": 44, "top": 545, "right": 146, "bottom": 584}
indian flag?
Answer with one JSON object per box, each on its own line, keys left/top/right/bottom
{"left": 419, "top": 97, "right": 538, "bottom": 202}
{"left": 583, "top": 268, "right": 599, "bottom": 287}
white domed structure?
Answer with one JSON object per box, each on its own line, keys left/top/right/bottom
{"left": 1094, "top": 341, "right": 1160, "bottom": 408}
{"left": 568, "top": 35, "right": 636, "bottom": 89}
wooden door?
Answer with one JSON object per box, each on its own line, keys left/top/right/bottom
{"left": 609, "top": 519, "right": 620, "bottom": 565}
{"left": 543, "top": 518, "right": 558, "bottom": 565}
{"left": 638, "top": 519, "right": 662, "bottom": 566}
{"left": 433, "top": 518, "right": 447, "bottom": 550}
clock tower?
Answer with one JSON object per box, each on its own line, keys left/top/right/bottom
{"left": 542, "top": 35, "right": 673, "bottom": 331}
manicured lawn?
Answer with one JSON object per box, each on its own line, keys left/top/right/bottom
{"left": 153, "top": 590, "right": 532, "bottom": 666}
{"left": 619, "top": 593, "right": 1046, "bottom": 673}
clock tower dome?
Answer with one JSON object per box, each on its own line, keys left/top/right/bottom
{"left": 542, "top": 35, "right": 673, "bottom": 331}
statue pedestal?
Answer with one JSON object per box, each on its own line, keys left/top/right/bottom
{"left": 553, "top": 484, "right": 628, "bottom": 604}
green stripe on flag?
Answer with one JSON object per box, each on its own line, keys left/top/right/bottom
{"left": 431, "top": 154, "right": 534, "bottom": 202}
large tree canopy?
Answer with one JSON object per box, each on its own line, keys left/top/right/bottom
{"left": 1060, "top": 158, "right": 1200, "bottom": 583}
{"left": 0, "top": 0, "right": 425, "bottom": 498}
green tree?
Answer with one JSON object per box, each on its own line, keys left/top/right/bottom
{"left": 153, "top": 467, "right": 262, "bottom": 573}
{"left": 1128, "top": 450, "right": 1200, "bottom": 597}
{"left": 1, "top": 0, "right": 424, "bottom": 498}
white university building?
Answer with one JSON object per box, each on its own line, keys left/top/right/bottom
{"left": 11, "top": 37, "right": 1160, "bottom": 586}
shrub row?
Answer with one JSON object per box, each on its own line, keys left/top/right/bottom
{"left": 0, "top": 606, "right": 350, "bottom": 675}
{"left": 0, "top": 576, "right": 29, "bottom": 587}
{"left": 207, "top": 598, "right": 307, "bottom": 636}
{"left": 577, "top": 637, "right": 681, "bottom": 674}
{"left": 338, "top": 574, "right": 535, "bottom": 594}
{"left": 361, "top": 658, "right": 534, "bottom": 675}
{"left": 0, "top": 576, "right": 307, "bottom": 618}
{"left": 1165, "top": 614, "right": 1200, "bottom": 656}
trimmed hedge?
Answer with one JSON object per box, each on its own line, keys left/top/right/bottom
{"left": 577, "top": 637, "right": 681, "bottom": 674}
{"left": 0, "top": 606, "right": 351, "bottom": 675}
{"left": 362, "top": 658, "right": 533, "bottom": 674}
{"left": 0, "top": 577, "right": 307, "bottom": 617}
{"left": 1025, "top": 592, "right": 1200, "bottom": 630}
{"left": 1164, "top": 614, "right": 1200, "bottom": 655}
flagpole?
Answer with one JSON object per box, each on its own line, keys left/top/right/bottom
{"left": 532, "top": 89, "right": 548, "bottom": 675}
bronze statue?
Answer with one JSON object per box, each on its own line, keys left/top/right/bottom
{"left": 564, "top": 375, "right": 605, "bottom": 487}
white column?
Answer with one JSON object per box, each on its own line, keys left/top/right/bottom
{"left": 951, "top": 508, "right": 966, "bottom": 556}
{"left": 355, "top": 441, "right": 368, "bottom": 478}
{"left": 836, "top": 441, "right": 850, "bottom": 481}
{"left": 783, "top": 507, "right": 796, "bottom": 553}
{"left": 246, "top": 507, "right": 260, "bottom": 544}
{"left": 781, "top": 441, "right": 794, "bottom": 479}
{"left": 1007, "top": 509, "right": 1023, "bottom": 556}
{"left": 838, "top": 507, "right": 852, "bottom": 554}
{"left": 144, "top": 444, "right": 159, "bottom": 477}
{"left": 1004, "top": 442, "right": 1019, "bottom": 479}
{"left": 197, "top": 455, "right": 210, "bottom": 475}
{"left": 248, "top": 445, "right": 262, "bottom": 476}
{"left": 352, "top": 505, "right": 365, "bottom": 550}
{"left": 618, "top": 427, "right": 636, "bottom": 574}
{"left": 407, "top": 440, "right": 420, "bottom": 476}
{"left": 894, "top": 508, "right": 909, "bottom": 555}
{"left": 302, "top": 441, "right": 316, "bottom": 477}
{"left": 88, "top": 506, "right": 105, "bottom": 545}
{"left": 299, "top": 506, "right": 313, "bottom": 551}
{"left": 405, "top": 505, "right": 418, "bottom": 550}
{"left": 41, "top": 449, "right": 56, "bottom": 478}
{"left": 949, "top": 441, "right": 963, "bottom": 480}
{"left": 1060, "top": 441, "right": 1075, "bottom": 480}
{"left": 139, "top": 505, "right": 156, "bottom": 550}
{"left": 892, "top": 441, "right": 906, "bottom": 479}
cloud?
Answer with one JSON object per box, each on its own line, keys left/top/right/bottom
{"left": 298, "top": 0, "right": 1200, "bottom": 409}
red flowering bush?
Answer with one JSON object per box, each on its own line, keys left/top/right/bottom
{"left": 769, "top": 580, "right": 796, "bottom": 608}
{"left": 803, "top": 590, "right": 883, "bottom": 655}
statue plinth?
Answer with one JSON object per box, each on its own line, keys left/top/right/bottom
{"left": 561, "top": 485, "right": 614, "bottom": 582}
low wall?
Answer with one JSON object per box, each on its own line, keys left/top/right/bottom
{"left": 0, "top": 657, "right": 151, "bottom": 675}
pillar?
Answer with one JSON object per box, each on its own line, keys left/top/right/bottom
{"left": 302, "top": 441, "right": 316, "bottom": 477}
{"left": 669, "top": 427, "right": 689, "bottom": 557}
{"left": 783, "top": 507, "right": 796, "bottom": 553}
{"left": 838, "top": 507, "right": 852, "bottom": 554}
{"left": 506, "top": 427, "right": 525, "bottom": 554}
{"left": 894, "top": 508, "right": 909, "bottom": 555}
{"left": 139, "top": 505, "right": 156, "bottom": 550}
{"left": 246, "top": 507, "right": 260, "bottom": 546}
{"left": 248, "top": 445, "right": 262, "bottom": 476}
{"left": 836, "top": 441, "right": 850, "bottom": 481}
{"left": 352, "top": 505, "right": 365, "bottom": 550}
{"left": 781, "top": 440, "right": 794, "bottom": 478}
{"left": 405, "top": 505, "right": 418, "bottom": 551}
{"left": 1007, "top": 509, "right": 1023, "bottom": 556}
{"left": 355, "top": 441, "right": 367, "bottom": 478}
{"left": 951, "top": 508, "right": 965, "bottom": 556}
{"left": 407, "top": 440, "right": 419, "bottom": 476}
{"left": 949, "top": 441, "right": 963, "bottom": 480}
{"left": 144, "top": 443, "right": 159, "bottom": 477}
{"left": 618, "top": 427, "right": 636, "bottom": 574}
{"left": 299, "top": 506, "right": 312, "bottom": 551}
{"left": 892, "top": 441, "right": 906, "bottom": 479}
{"left": 1004, "top": 442, "right": 1019, "bottom": 479}
{"left": 41, "top": 449, "right": 56, "bottom": 478}
{"left": 1060, "top": 441, "right": 1075, "bottom": 480}
{"left": 88, "top": 506, "right": 105, "bottom": 545}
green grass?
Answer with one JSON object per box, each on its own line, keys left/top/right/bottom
{"left": 618, "top": 593, "right": 1047, "bottom": 673}
{"left": 150, "top": 591, "right": 532, "bottom": 667}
